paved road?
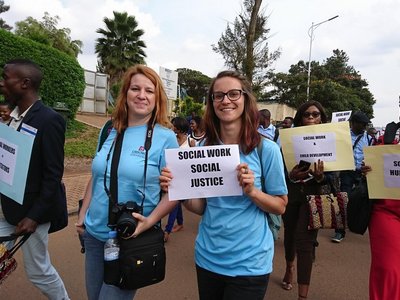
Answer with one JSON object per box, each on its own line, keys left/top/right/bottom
{"left": 0, "top": 114, "right": 371, "bottom": 299}
{"left": 1, "top": 212, "right": 370, "bottom": 300}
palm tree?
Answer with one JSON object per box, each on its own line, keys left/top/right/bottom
{"left": 95, "top": 11, "right": 146, "bottom": 85}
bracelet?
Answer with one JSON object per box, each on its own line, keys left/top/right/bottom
{"left": 315, "top": 175, "right": 324, "bottom": 183}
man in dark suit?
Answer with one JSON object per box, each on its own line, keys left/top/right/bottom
{"left": 0, "top": 59, "right": 69, "bottom": 299}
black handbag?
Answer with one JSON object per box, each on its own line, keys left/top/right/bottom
{"left": 104, "top": 116, "right": 166, "bottom": 290}
{"left": 118, "top": 226, "right": 165, "bottom": 290}
{"left": 347, "top": 177, "right": 372, "bottom": 235}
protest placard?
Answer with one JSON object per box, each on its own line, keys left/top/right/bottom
{"left": 331, "top": 110, "right": 352, "bottom": 122}
{"left": 280, "top": 122, "right": 354, "bottom": 172}
{"left": 364, "top": 145, "right": 400, "bottom": 199}
{"left": 0, "top": 123, "right": 34, "bottom": 204}
{"left": 165, "top": 145, "right": 242, "bottom": 200}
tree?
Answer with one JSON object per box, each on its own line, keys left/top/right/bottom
{"left": 0, "top": 0, "right": 11, "bottom": 31}
{"left": 174, "top": 95, "right": 204, "bottom": 118}
{"left": 268, "top": 49, "right": 376, "bottom": 119}
{"left": 212, "top": 0, "right": 281, "bottom": 96}
{"left": 176, "top": 68, "right": 211, "bottom": 103}
{"left": 95, "top": 11, "right": 146, "bottom": 86}
{"left": 14, "top": 12, "right": 82, "bottom": 58}
{"left": 0, "top": 29, "right": 85, "bottom": 118}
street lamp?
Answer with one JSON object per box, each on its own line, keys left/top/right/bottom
{"left": 306, "top": 15, "right": 339, "bottom": 101}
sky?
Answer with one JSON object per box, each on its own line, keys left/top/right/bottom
{"left": 2, "top": 0, "right": 400, "bottom": 126}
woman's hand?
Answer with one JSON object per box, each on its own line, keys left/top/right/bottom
{"left": 289, "top": 164, "right": 311, "bottom": 181}
{"left": 237, "top": 163, "right": 255, "bottom": 195}
{"left": 361, "top": 162, "right": 372, "bottom": 175}
{"left": 130, "top": 212, "right": 151, "bottom": 238}
{"left": 75, "top": 215, "right": 85, "bottom": 235}
{"left": 309, "top": 159, "right": 324, "bottom": 182}
{"left": 160, "top": 167, "right": 173, "bottom": 193}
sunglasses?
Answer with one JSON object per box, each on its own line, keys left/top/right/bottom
{"left": 302, "top": 111, "right": 321, "bottom": 118}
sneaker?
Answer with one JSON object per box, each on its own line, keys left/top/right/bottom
{"left": 331, "top": 232, "right": 344, "bottom": 243}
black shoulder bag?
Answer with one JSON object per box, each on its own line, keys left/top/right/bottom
{"left": 346, "top": 134, "right": 373, "bottom": 235}
{"left": 103, "top": 118, "right": 166, "bottom": 290}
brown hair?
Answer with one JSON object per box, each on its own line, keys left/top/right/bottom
{"left": 203, "top": 70, "right": 260, "bottom": 154}
{"left": 112, "top": 65, "right": 171, "bottom": 133}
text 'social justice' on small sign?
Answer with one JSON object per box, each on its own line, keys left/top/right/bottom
{"left": 165, "top": 145, "right": 242, "bottom": 201}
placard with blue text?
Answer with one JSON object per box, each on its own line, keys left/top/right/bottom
{"left": 0, "top": 123, "right": 34, "bottom": 204}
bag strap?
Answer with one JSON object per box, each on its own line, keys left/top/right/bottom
{"left": 0, "top": 234, "right": 31, "bottom": 257}
{"left": 273, "top": 128, "right": 279, "bottom": 142}
{"left": 97, "top": 119, "right": 113, "bottom": 152}
{"left": 352, "top": 134, "right": 363, "bottom": 150}
{"left": 105, "top": 115, "right": 155, "bottom": 228}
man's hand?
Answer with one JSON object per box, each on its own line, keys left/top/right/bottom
{"left": 15, "top": 217, "right": 38, "bottom": 235}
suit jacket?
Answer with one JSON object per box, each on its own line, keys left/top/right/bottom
{"left": 1, "top": 100, "right": 68, "bottom": 232}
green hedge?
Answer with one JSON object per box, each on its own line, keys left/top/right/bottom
{"left": 0, "top": 29, "right": 85, "bottom": 119}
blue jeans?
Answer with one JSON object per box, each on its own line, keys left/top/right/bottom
{"left": 83, "top": 230, "right": 136, "bottom": 300}
{"left": 164, "top": 202, "right": 183, "bottom": 233}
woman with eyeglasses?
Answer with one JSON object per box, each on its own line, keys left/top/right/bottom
{"left": 281, "top": 100, "right": 333, "bottom": 300}
{"left": 161, "top": 70, "right": 288, "bottom": 299}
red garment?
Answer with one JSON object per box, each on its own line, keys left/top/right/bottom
{"left": 369, "top": 199, "right": 400, "bottom": 300}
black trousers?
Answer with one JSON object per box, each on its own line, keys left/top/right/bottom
{"left": 196, "top": 265, "right": 269, "bottom": 300}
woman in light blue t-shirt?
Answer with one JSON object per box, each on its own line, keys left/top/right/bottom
{"left": 77, "top": 65, "right": 178, "bottom": 300}
{"left": 161, "top": 70, "right": 288, "bottom": 300}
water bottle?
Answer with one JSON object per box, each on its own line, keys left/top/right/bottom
{"left": 104, "top": 230, "right": 119, "bottom": 261}
{"left": 104, "top": 230, "right": 120, "bottom": 284}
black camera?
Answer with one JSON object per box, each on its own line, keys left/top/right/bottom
{"left": 111, "top": 201, "right": 142, "bottom": 239}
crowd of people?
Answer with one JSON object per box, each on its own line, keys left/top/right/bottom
{"left": 0, "top": 58, "right": 399, "bottom": 300}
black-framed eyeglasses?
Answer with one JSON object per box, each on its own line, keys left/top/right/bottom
{"left": 302, "top": 111, "right": 321, "bottom": 118}
{"left": 212, "top": 89, "right": 246, "bottom": 102}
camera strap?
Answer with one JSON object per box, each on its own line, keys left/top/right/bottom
{"left": 104, "top": 114, "right": 155, "bottom": 228}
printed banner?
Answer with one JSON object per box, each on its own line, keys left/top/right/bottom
{"left": 280, "top": 122, "right": 354, "bottom": 172}
{"left": 165, "top": 145, "right": 242, "bottom": 200}
{"left": 0, "top": 123, "right": 34, "bottom": 204}
{"left": 364, "top": 145, "right": 400, "bottom": 200}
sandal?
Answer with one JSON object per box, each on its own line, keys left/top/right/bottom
{"left": 281, "top": 281, "right": 293, "bottom": 290}
{"left": 281, "top": 264, "right": 294, "bottom": 291}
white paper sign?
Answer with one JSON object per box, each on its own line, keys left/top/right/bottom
{"left": 0, "top": 139, "right": 18, "bottom": 185}
{"left": 165, "top": 145, "right": 242, "bottom": 200}
{"left": 0, "top": 123, "right": 34, "bottom": 204}
{"left": 331, "top": 110, "right": 352, "bottom": 123}
{"left": 383, "top": 154, "right": 400, "bottom": 188}
{"left": 292, "top": 132, "right": 337, "bottom": 163}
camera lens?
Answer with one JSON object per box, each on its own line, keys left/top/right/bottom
{"left": 116, "top": 211, "right": 137, "bottom": 238}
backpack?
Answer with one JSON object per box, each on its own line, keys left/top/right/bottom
{"left": 256, "top": 137, "right": 282, "bottom": 241}
{"left": 97, "top": 119, "right": 113, "bottom": 152}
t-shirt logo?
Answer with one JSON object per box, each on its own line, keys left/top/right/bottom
{"left": 131, "top": 145, "right": 145, "bottom": 157}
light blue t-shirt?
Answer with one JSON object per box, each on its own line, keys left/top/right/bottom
{"left": 257, "top": 124, "right": 281, "bottom": 146}
{"left": 85, "top": 124, "right": 178, "bottom": 241}
{"left": 195, "top": 138, "right": 288, "bottom": 276}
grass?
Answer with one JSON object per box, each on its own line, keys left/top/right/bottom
{"left": 65, "top": 120, "right": 100, "bottom": 158}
